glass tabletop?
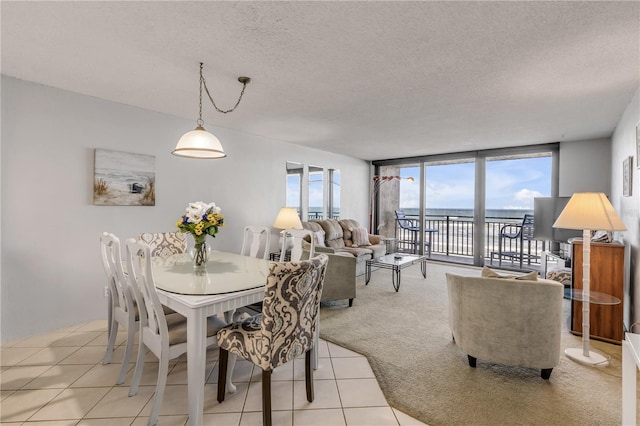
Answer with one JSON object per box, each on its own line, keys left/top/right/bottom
{"left": 151, "top": 251, "right": 270, "bottom": 296}
{"left": 564, "top": 288, "right": 621, "bottom": 305}
{"left": 369, "top": 253, "right": 426, "bottom": 266}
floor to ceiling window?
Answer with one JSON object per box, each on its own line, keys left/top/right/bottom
{"left": 373, "top": 144, "right": 557, "bottom": 270}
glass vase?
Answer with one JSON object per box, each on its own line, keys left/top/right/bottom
{"left": 191, "top": 241, "right": 210, "bottom": 271}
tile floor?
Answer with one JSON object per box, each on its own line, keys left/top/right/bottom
{"left": 0, "top": 320, "right": 426, "bottom": 425}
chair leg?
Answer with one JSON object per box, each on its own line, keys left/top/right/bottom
{"left": 217, "top": 348, "right": 228, "bottom": 402}
{"left": 468, "top": 355, "right": 477, "bottom": 368}
{"left": 116, "top": 321, "right": 136, "bottom": 385}
{"left": 262, "top": 369, "right": 272, "bottom": 426}
{"left": 149, "top": 353, "right": 170, "bottom": 426}
{"left": 128, "top": 330, "right": 146, "bottom": 397}
{"left": 103, "top": 320, "right": 118, "bottom": 364}
{"left": 305, "top": 349, "right": 314, "bottom": 402}
{"left": 541, "top": 368, "right": 553, "bottom": 380}
{"left": 348, "top": 298, "right": 353, "bottom": 307}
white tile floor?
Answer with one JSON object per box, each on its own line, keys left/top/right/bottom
{"left": 0, "top": 320, "right": 426, "bottom": 425}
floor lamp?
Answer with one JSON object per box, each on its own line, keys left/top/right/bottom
{"left": 553, "top": 192, "right": 627, "bottom": 366}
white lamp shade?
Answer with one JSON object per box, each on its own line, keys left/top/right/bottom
{"left": 553, "top": 192, "right": 627, "bottom": 231}
{"left": 273, "top": 207, "right": 303, "bottom": 230}
{"left": 172, "top": 126, "right": 227, "bottom": 159}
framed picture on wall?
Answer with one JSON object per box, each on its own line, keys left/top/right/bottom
{"left": 623, "top": 156, "right": 632, "bottom": 197}
{"left": 93, "top": 149, "right": 156, "bottom": 206}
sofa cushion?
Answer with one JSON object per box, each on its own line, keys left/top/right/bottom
{"left": 481, "top": 266, "right": 538, "bottom": 281}
{"left": 338, "top": 219, "right": 362, "bottom": 246}
{"left": 317, "top": 219, "right": 346, "bottom": 249}
{"left": 351, "top": 227, "right": 371, "bottom": 247}
{"left": 314, "top": 230, "right": 326, "bottom": 247}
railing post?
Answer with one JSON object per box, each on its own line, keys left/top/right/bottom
{"left": 446, "top": 215, "right": 450, "bottom": 256}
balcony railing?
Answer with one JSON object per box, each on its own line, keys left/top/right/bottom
{"left": 395, "top": 213, "right": 545, "bottom": 269}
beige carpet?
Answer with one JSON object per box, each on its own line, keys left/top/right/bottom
{"left": 319, "top": 262, "right": 635, "bottom": 426}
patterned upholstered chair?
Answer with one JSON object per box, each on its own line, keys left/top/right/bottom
{"left": 216, "top": 254, "right": 328, "bottom": 426}
{"left": 138, "top": 232, "right": 187, "bottom": 259}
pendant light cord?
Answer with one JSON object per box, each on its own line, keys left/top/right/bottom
{"left": 198, "top": 62, "right": 249, "bottom": 126}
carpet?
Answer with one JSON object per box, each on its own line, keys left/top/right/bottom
{"left": 319, "top": 262, "right": 634, "bottom": 426}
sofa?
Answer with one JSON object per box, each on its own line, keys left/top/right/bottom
{"left": 445, "top": 268, "right": 564, "bottom": 379}
{"left": 302, "top": 219, "right": 386, "bottom": 276}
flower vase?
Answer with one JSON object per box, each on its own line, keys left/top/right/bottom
{"left": 191, "top": 241, "right": 210, "bottom": 271}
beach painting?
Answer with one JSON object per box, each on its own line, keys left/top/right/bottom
{"left": 93, "top": 149, "right": 156, "bottom": 206}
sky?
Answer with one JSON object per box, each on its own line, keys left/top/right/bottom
{"left": 397, "top": 156, "right": 552, "bottom": 210}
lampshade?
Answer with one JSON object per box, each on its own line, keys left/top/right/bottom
{"left": 273, "top": 207, "right": 303, "bottom": 230}
{"left": 553, "top": 192, "right": 627, "bottom": 231}
{"left": 172, "top": 126, "right": 227, "bottom": 159}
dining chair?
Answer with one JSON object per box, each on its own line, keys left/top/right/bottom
{"left": 138, "top": 232, "right": 187, "bottom": 259}
{"left": 240, "top": 225, "right": 271, "bottom": 260}
{"left": 493, "top": 214, "right": 538, "bottom": 269}
{"left": 281, "top": 228, "right": 315, "bottom": 261}
{"left": 216, "top": 254, "right": 329, "bottom": 426}
{"left": 125, "top": 238, "right": 227, "bottom": 426}
{"left": 100, "top": 232, "right": 139, "bottom": 385}
{"left": 232, "top": 226, "right": 272, "bottom": 320}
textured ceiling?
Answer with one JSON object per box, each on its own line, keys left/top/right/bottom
{"left": 1, "top": 1, "right": 639, "bottom": 161}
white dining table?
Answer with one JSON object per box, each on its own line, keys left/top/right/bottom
{"left": 151, "top": 251, "right": 270, "bottom": 426}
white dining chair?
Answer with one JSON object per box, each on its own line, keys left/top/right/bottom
{"left": 125, "top": 238, "right": 226, "bottom": 426}
{"left": 281, "top": 228, "right": 315, "bottom": 261}
{"left": 100, "top": 232, "right": 138, "bottom": 385}
{"left": 240, "top": 225, "right": 271, "bottom": 260}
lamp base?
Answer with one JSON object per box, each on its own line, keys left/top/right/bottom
{"left": 564, "top": 347, "right": 609, "bottom": 367}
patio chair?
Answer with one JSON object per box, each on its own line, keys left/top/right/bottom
{"left": 492, "top": 214, "right": 538, "bottom": 269}
{"left": 394, "top": 210, "right": 435, "bottom": 256}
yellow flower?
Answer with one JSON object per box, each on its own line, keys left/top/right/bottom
{"left": 195, "top": 228, "right": 203, "bottom": 236}
{"left": 207, "top": 214, "right": 214, "bottom": 222}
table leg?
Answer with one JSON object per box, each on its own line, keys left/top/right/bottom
{"left": 421, "top": 259, "right": 427, "bottom": 278}
{"left": 186, "top": 309, "right": 206, "bottom": 426}
{"left": 392, "top": 266, "right": 401, "bottom": 292}
{"left": 365, "top": 261, "right": 371, "bottom": 285}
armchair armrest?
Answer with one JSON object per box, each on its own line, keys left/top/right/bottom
{"left": 315, "top": 246, "right": 337, "bottom": 254}
{"left": 368, "top": 234, "right": 382, "bottom": 245}
{"left": 499, "top": 224, "right": 522, "bottom": 239}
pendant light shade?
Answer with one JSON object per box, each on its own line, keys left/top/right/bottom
{"left": 173, "top": 62, "right": 250, "bottom": 159}
{"left": 173, "top": 126, "right": 226, "bottom": 159}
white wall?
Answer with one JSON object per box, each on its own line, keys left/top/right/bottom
{"left": 0, "top": 76, "right": 370, "bottom": 342}
{"left": 558, "top": 138, "right": 612, "bottom": 196}
{"left": 611, "top": 87, "right": 640, "bottom": 330}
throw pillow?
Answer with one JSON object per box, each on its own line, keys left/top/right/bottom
{"left": 314, "top": 230, "right": 326, "bottom": 247}
{"left": 481, "top": 266, "right": 538, "bottom": 281}
{"left": 351, "top": 227, "right": 371, "bottom": 247}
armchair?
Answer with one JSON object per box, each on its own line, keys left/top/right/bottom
{"left": 446, "top": 271, "right": 563, "bottom": 379}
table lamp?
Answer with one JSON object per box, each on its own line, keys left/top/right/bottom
{"left": 553, "top": 192, "right": 626, "bottom": 366}
{"left": 273, "top": 207, "right": 303, "bottom": 251}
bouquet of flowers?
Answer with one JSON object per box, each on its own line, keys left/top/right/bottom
{"left": 176, "top": 201, "right": 224, "bottom": 268}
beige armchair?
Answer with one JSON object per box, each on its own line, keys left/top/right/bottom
{"left": 445, "top": 272, "right": 564, "bottom": 379}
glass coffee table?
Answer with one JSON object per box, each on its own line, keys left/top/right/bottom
{"left": 365, "top": 253, "right": 427, "bottom": 292}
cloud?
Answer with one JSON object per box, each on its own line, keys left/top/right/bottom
{"left": 512, "top": 188, "right": 543, "bottom": 208}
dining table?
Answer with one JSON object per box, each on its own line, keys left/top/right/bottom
{"left": 151, "top": 250, "right": 270, "bottom": 426}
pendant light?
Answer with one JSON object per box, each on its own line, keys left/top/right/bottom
{"left": 173, "top": 62, "right": 250, "bottom": 159}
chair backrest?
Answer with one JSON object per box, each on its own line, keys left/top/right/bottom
{"left": 521, "top": 214, "right": 535, "bottom": 241}
{"left": 241, "top": 226, "right": 271, "bottom": 260}
{"left": 139, "top": 232, "right": 187, "bottom": 259}
{"left": 395, "top": 210, "right": 414, "bottom": 230}
{"left": 259, "top": 254, "right": 328, "bottom": 370}
{"left": 100, "top": 232, "right": 135, "bottom": 315}
{"left": 282, "top": 229, "right": 315, "bottom": 261}
{"left": 125, "top": 238, "right": 169, "bottom": 346}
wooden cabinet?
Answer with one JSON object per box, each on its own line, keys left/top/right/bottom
{"left": 571, "top": 241, "right": 625, "bottom": 344}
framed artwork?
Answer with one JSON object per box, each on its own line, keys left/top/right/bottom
{"left": 623, "top": 156, "right": 632, "bottom": 197}
{"left": 636, "top": 121, "right": 640, "bottom": 169}
{"left": 93, "top": 149, "right": 156, "bottom": 206}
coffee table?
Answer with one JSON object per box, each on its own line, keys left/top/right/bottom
{"left": 365, "top": 253, "right": 427, "bottom": 292}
